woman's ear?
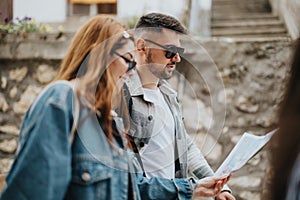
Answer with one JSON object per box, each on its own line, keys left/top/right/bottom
{"left": 136, "top": 38, "right": 146, "bottom": 52}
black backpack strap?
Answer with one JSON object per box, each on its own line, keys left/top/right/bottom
{"left": 123, "top": 84, "right": 133, "bottom": 116}
{"left": 128, "top": 135, "right": 146, "bottom": 177}
{"left": 123, "top": 84, "right": 146, "bottom": 177}
{"left": 174, "top": 135, "right": 182, "bottom": 178}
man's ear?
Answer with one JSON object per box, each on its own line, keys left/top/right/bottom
{"left": 136, "top": 38, "right": 146, "bottom": 52}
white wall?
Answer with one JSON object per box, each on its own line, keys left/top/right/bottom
{"left": 269, "top": 0, "right": 300, "bottom": 39}
{"left": 117, "top": 0, "right": 188, "bottom": 22}
{"left": 189, "top": 0, "right": 211, "bottom": 36}
{"left": 13, "top": 0, "right": 67, "bottom": 22}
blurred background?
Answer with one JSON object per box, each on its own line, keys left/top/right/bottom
{"left": 0, "top": 0, "right": 299, "bottom": 199}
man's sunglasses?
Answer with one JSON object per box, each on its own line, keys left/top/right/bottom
{"left": 144, "top": 38, "right": 185, "bottom": 59}
{"left": 114, "top": 51, "right": 136, "bottom": 72}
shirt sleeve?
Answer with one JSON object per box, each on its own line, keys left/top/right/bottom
{"left": 186, "top": 132, "right": 232, "bottom": 193}
{"left": 1, "top": 84, "right": 74, "bottom": 200}
{"left": 186, "top": 132, "right": 214, "bottom": 178}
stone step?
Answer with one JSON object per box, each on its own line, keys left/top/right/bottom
{"left": 212, "top": 9, "right": 271, "bottom": 15}
{"left": 212, "top": 27, "right": 287, "bottom": 37}
{"left": 212, "top": 16, "right": 280, "bottom": 23}
{"left": 211, "top": 20, "right": 285, "bottom": 28}
{"left": 213, "top": 0, "right": 267, "bottom": 3}
{"left": 212, "top": 0, "right": 269, "bottom": 4}
{"left": 212, "top": 34, "right": 290, "bottom": 39}
{"left": 212, "top": 0, "right": 270, "bottom": 10}
{"left": 212, "top": 13, "right": 277, "bottom": 21}
{"left": 213, "top": 1, "right": 264, "bottom": 4}
{"left": 212, "top": 1, "right": 269, "bottom": 7}
{"left": 211, "top": 1, "right": 271, "bottom": 10}
{"left": 211, "top": 0, "right": 288, "bottom": 38}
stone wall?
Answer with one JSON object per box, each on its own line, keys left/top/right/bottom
{"left": 0, "top": 32, "right": 69, "bottom": 191}
{"left": 0, "top": 34, "right": 293, "bottom": 199}
{"left": 177, "top": 37, "right": 292, "bottom": 199}
{"left": 0, "top": 59, "right": 61, "bottom": 191}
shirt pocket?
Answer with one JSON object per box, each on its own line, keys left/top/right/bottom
{"left": 130, "top": 108, "right": 153, "bottom": 128}
{"left": 129, "top": 99, "right": 154, "bottom": 142}
{"left": 68, "top": 161, "right": 113, "bottom": 199}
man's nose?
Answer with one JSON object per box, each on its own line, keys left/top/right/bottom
{"left": 172, "top": 53, "right": 181, "bottom": 63}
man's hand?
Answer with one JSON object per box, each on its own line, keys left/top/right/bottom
{"left": 216, "top": 191, "right": 236, "bottom": 200}
{"left": 193, "top": 175, "right": 231, "bottom": 197}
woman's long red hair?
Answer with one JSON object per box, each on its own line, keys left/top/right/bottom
{"left": 55, "top": 16, "right": 128, "bottom": 142}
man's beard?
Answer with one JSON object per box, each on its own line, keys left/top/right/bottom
{"left": 146, "top": 50, "right": 173, "bottom": 80}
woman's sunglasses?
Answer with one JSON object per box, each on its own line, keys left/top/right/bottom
{"left": 144, "top": 38, "right": 185, "bottom": 59}
{"left": 114, "top": 51, "right": 137, "bottom": 72}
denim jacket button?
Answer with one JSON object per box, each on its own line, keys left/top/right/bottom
{"left": 81, "top": 172, "right": 91, "bottom": 182}
{"left": 148, "top": 115, "right": 153, "bottom": 121}
{"left": 118, "top": 149, "right": 124, "bottom": 156}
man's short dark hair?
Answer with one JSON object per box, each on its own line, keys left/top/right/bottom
{"left": 135, "top": 12, "right": 187, "bottom": 34}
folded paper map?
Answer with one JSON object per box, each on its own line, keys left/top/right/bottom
{"left": 215, "top": 129, "right": 276, "bottom": 176}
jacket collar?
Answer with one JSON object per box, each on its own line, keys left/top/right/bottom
{"left": 158, "top": 79, "right": 177, "bottom": 97}
{"left": 125, "top": 70, "right": 177, "bottom": 103}
{"left": 125, "top": 70, "right": 144, "bottom": 97}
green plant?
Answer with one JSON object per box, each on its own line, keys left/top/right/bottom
{"left": 0, "top": 16, "right": 53, "bottom": 34}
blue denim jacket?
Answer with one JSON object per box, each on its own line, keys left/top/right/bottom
{"left": 0, "top": 81, "right": 196, "bottom": 200}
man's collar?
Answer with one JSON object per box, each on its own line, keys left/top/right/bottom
{"left": 158, "top": 79, "right": 177, "bottom": 96}
{"left": 125, "top": 70, "right": 177, "bottom": 100}
{"left": 124, "top": 70, "right": 144, "bottom": 96}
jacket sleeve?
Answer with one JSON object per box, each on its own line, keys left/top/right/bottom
{"left": 136, "top": 173, "right": 197, "bottom": 200}
{"left": 186, "top": 133, "right": 231, "bottom": 192}
{"left": 0, "top": 85, "right": 74, "bottom": 200}
{"left": 127, "top": 150, "right": 196, "bottom": 200}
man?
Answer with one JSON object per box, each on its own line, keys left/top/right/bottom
{"left": 125, "top": 13, "right": 235, "bottom": 200}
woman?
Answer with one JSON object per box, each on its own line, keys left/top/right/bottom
{"left": 270, "top": 38, "right": 300, "bottom": 200}
{"left": 0, "top": 16, "right": 229, "bottom": 200}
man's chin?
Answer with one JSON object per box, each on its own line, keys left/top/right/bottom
{"left": 162, "top": 73, "right": 173, "bottom": 80}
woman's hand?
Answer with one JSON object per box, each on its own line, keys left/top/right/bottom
{"left": 193, "top": 175, "right": 231, "bottom": 197}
